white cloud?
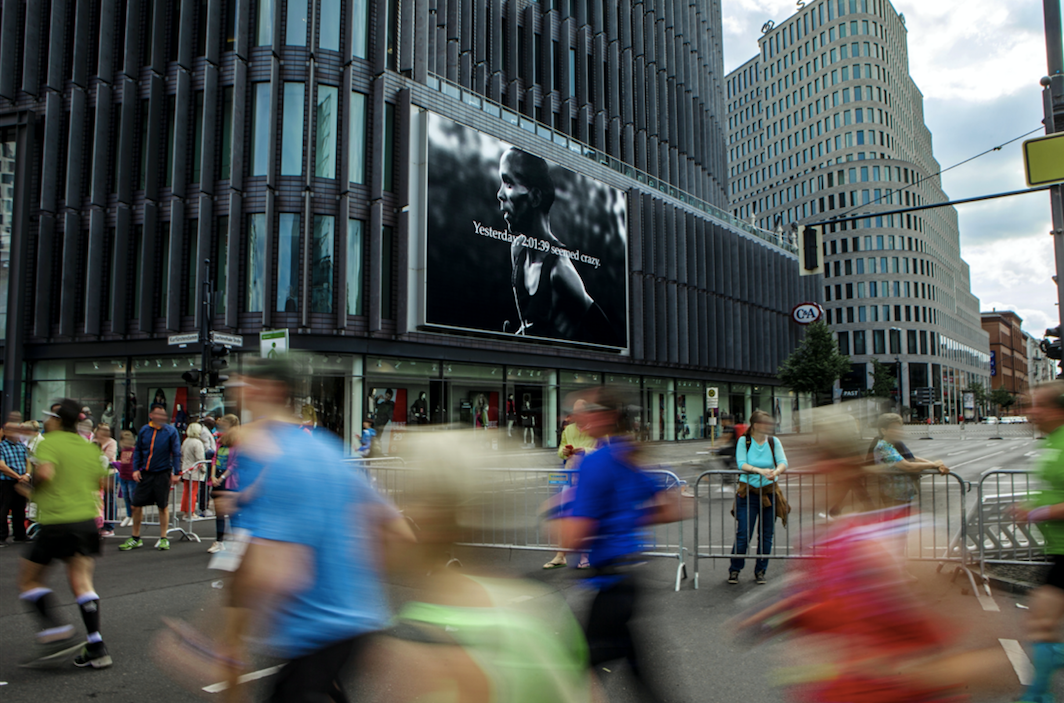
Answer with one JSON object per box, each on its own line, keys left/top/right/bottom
{"left": 721, "top": 0, "right": 1058, "bottom": 336}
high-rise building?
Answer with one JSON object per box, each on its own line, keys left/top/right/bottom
{"left": 0, "top": 0, "right": 818, "bottom": 447}
{"left": 725, "top": 0, "right": 990, "bottom": 422}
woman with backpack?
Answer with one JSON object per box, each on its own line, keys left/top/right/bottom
{"left": 728, "top": 410, "right": 788, "bottom": 586}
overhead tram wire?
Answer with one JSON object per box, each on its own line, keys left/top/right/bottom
{"left": 828, "top": 126, "right": 1045, "bottom": 222}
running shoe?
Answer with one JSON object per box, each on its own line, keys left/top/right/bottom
{"left": 73, "top": 641, "right": 113, "bottom": 669}
{"left": 118, "top": 536, "right": 143, "bottom": 551}
{"left": 727, "top": 571, "right": 740, "bottom": 584}
{"left": 19, "top": 637, "right": 83, "bottom": 669}
{"left": 207, "top": 541, "right": 224, "bottom": 554}
{"left": 156, "top": 538, "right": 171, "bottom": 551}
{"left": 754, "top": 570, "right": 767, "bottom": 584}
{"left": 99, "top": 529, "right": 115, "bottom": 538}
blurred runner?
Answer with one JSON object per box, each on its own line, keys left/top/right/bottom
{"left": 559, "top": 386, "right": 691, "bottom": 702}
{"left": 544, "top": 399, "right": 596, "bottom": 570}
{"left": 733, "top": 406, "right": 1011, "bottom": 703}
{"left": 17, "top": 399, "right": 114, "bottom": 669}
{"left": 870, "top": 413, "right": 949, "bottom": 513}
{"left": 212, "top": 359, "right": 415, "bottom": 703}
{"left": 1012, "top": 382, "right": 1064, "bottom": 703}
{"left": 207, "top": 414, "right": 240, "bottom": 554}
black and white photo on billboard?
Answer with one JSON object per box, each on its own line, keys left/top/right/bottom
{"left": 423, "top": 112, "right": 628, "bottom": 349}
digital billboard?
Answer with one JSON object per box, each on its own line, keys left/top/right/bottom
{"left": 423, "top": 113, "right": 628, "bottom": 349}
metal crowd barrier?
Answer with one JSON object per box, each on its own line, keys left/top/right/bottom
{"left": 976, "top": 470, "right": 1050, "bottom": 588}
{"left": 347, "top": 460, "right": 689, "bottom": 592}
{"left": 692, "top": 466, "right": 977, "bottom": 594}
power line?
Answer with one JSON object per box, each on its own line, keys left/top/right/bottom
{"left": 831, "top": 126, "right": 1045, "bottom": 220}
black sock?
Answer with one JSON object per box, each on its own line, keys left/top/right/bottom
{"left": 77, "top": 593, "right": 101, "bottom": 641}
{"left": 20, "top": 587, "right": 60, "bottom": 630}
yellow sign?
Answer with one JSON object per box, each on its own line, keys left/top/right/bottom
{"left": 1023, "top": 132, "right": 1064, "bottom": 187}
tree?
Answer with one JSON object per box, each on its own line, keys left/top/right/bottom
{"left": 967, "top": 381, "right": 989, "bottom": 417}
{"left": 989, "top": 388, "right": 1016, "bottom": 415}
{"left": 868, "top": 359, "right": 898, "bottom": 400}
{"left": 778, "top": 321, "right": 852, "bottom": 406}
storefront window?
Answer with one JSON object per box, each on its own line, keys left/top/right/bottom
{"left": 504, "top": 367, "right": 558, "bottom": 448}
{"left": 366, "top": 357, "right": 438, "bottom": 454}
{"left": 728, "top": 383, "right": 752, "bottom": 424}
{"left": 290, "top": 354, "right": 359, "bottom": 449}
{"left": 311, "top": 215, "right": 334, "bottom": 313}
{"left": 276, "top": 213, "right": 300, "bottom": 312}
{"left": 281, "top": 82, "right": 305, "bottom": 176}
{"left": 675, "top": 379, "right": 704, "bottom": 440}
{"left": 642, "top": 377, "right": 675, "bottom": 441}
{"left": 315, "top": 85, "right": 338, "bottom": 178}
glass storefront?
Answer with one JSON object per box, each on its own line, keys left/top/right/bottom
{"left": 675, "top": 379, "right": 704, "bottom": 440}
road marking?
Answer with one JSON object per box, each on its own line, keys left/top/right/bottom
{"left": 950, "top": 449, "right": 1008, "bottom": 470}
{"left": 999, "top": 638, "right": 1034, "bottom": 685}
{"left": 976, "top": 590, "right": 1000, "bottom": 612}
{"left": 203, "top": 665, "right": 284, "bottom": 693}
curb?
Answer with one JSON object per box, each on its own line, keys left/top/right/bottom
{"left": 986, "top": 574, "right": 1037, "bottom": 595}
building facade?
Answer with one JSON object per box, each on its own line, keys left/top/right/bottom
{"left": 1025, "top": 330, "right": 1056, "bottom": 393}
{"left": 0, "top": 0, "right": 819, "bottom": 451}
{"left": 979, "top": 310, "right": 1028, "bottom": 405}
{"left": 724, "top": 0, "right": 990, "bottom": 423}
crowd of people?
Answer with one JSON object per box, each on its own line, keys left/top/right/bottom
{"left": 9, "top": 371, "right": 1064, "bottom": 703}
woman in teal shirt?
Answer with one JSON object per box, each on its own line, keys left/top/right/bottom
{"left": 729, "top": 410, "right": 787, "bottom": 585}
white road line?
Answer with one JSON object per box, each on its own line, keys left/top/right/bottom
{"left": 999, "top": 638, "right": 1034, "bottom": 685}
{"left": 203, "top": 665, "right": 284, "bottom": 693}
{"left": 950, "top": 449, "right": 1009, "bottom": 470}
{"left": 976, "top": 590, "right": 1001, "bottom": 612}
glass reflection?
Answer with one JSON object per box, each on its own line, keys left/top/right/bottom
{"left": 315, "top": 85, "right": 338, "bottom": 178}
{"left": 277, "top": 214, "right": 300, "bottom": 313}
{"left": 312, "top": 216, "right": 334, "bottom": 313}
{"left": 281, "top": 82, "right": 305, "bottom": 176}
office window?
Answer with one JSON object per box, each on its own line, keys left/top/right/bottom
{"left": 311, "top": 215, "right": 335, "bottom": 313}
{"left": 276, "top": 213, "right": 300, "bottom": 312}
{"left": 220, "top": 86, "right": 234, "bottom": 180}
{"left": 920, "top": 330, "right": 928, "bottom": 355}
{"left": 858, "top": 305, "right": 866, "bottom": 322}
{"left": 319, "top": 0, "right": 341, "bottom": 51}
{"left": 838, "top": 331, "right": 850, "bottom": 355}
{"left": 868, "top": 257, "right": 876, "bottom": 273}
{"left": 251, "top": 83, "right": 272, "bottom": 176}
{"left": 347, "top": 219, "right": 364, "bottom": 314}
{"left": 846, "top": 283, "right": 853, "bottom": 298}
{"left": 383, "top": 103, "right": 396, "bottom": 192}
{"left": 216, "top": 216, "right": 229, "bottom": 315}
{"left": 315, "top": 85, "right": 338, "bottom": 178}
{"left": 844, "top": 259, "right": 852, "bottom": 275}
{"left": 257, "top": 0, "right": 274, "bottom": 45}
{"left": 873, "top": 329, "right": 885, "bottom": 354}
{"left": 246, "top": 214, "right": 266, "bottom": 312}
{"left": 352, "top": 0, "right": 368, "bottom": 57}
{"left": 856, "top": 282, "right": 865, "bottom": 298}
{"left": 192, "top": 92, "right": 204, "bottom": 182}
{"left": 286, "top": 0, "right": 308, "bottom": 45}
{"left": 889, "top": 328, "right": 900, "bottom": 354}
{"left": 853, "top": 330, "right": 866, "bottom": 355}
{"left": 825, "top": 286, "right": 832, "bottom": 302}
{"left": 349, "top": 92, "right": 367, "bottom": 183}
{"left": 870, "top": 304, "right": 879, "bottom": 321}
{"left": 281, "top": 83, "right": 305, "bottom": 175}
{"left": 907, "top": 329, "right": 917, "bottom": 354}
{"left": 847, "top": 307, "right": 855, "bottom": 322}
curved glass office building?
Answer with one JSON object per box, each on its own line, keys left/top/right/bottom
{"left": 726, "top": 0, "right": 990, "bottom": 422}
{"left": 0, "top": 0, "right": 820, "bottom": 449}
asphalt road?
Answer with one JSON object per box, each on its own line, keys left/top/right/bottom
{"left": 0, "top": 430, "right": 1051, "bottom": 702}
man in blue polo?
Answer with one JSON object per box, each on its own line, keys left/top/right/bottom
{"left": 119, "top": 404, "right": 181, "bottom": 551}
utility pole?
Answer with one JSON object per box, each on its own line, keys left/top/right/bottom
{"left": 1045, "top": 0, "right": 1064, "bottom": 376}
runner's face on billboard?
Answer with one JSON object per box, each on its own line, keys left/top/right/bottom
{"left": 497, "top": 152, "right": 535, "bottom": 230}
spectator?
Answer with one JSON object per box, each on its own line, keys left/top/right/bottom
{"left": 178, "top": 423, "right": 207, "bottom": 520}
{"left": 0, "top": 422, "right": 30, "bottom": 546}
{"left": 119, "top": 403, "right": 181, "bottom": 552}
{"left": 115, "top": 430, "right": 137, "bottom": 528}
{"left": 92, "top": 423, "right": 119, "bottom": 537}
{"left": 17, "top": 399, "right": 113, "bottom": 669}
{"left": 207, "top": 414, "right": 240, "bottom": 554}
{"left": 871, "top": 413, "right": 948, "bottom": 511}
{"left": 358, "top": 416, "right": 377, "bottom": 458}
{"left": 544, "top": 399, "right": 596, "bottom": 570}
{"left": 728, "top": 410, "right": 788, "bottom": 586}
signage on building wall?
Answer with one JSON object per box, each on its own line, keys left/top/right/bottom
{"left": 990, "top": 350, "right": 997, "bottom": 376}
{"left": 421, "top": 112, "right": 628, "bottom": 350}
{"left": 791, "top": 302, "right": 824, "bottom": 325}
{"left": 706, "top": 387, "right": 719, "bottom": 409}
{"left": 260, "top": 329, "right": 289, "bottom": 357}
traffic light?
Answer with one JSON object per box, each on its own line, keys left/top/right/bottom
{"left": 207, "top": 343, "right": 230, "bottom": 387}
{"left": 1043, "top": 327, "right": 1062, "bottom": 361}
{"left": 181, "top": 369, "right": 202, "bottom": 386}
{"left": 799, "top": 225, "right": 822, "bottom": 276}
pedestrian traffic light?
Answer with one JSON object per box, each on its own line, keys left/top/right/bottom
{"left": 799, "top": 225, "right": 822, "bottom": 276}
{"left": 207, "top": 344, "right": 230, "bottom": 387}
{"left": 181, "top": 369, "right": 202, "bottom": 386}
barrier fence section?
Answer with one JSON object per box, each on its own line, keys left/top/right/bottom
{"left": 348, "top": 461, "right": 689, "bottom": 592}
{"left": 976, "top": 470, "right": 1050, "bottom": 589}
{"left": 692, "top": 468, "right": 977, "bottom": 594}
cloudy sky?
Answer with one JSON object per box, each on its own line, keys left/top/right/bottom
{"left": 721, "top": 0, "right": 1058, "bottom": 335}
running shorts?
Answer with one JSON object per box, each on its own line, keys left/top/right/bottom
{"left": 1046, "top": 555, "right": 1064, "bottom": 591}
{"left": 26, "top": 520, "right": 101, "bottom": 565}
{"left": 267, "top": 634, "right": 375, "bottom": 703}
{"left": 132, "top": 470, "right": 173, "bottom": 509}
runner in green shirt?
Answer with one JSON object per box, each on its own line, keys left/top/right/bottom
{"left": 1013, "top": 382, "right": 1064, "bottom": 703}
{"left": 17, "top": 398, "right": 114, "bottom": 670}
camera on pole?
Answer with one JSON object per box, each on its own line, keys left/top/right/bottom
{"left": 1042, "top": 325, "right": 1062, "bottom": 361}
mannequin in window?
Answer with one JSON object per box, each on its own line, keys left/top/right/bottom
{"left": 505, "top": 393, "right": 517, "bottom": 437}
{"left": 173, "top": 403, "right": 189, "bottom": 434}
{"left": 520, "top": 395, "right": 536, "bottom": 447}
{"left": 473, "top": 394, "right": 489, "bottom": 430}
{"left": 410, "top": 392, "right": 429, "bottom": 425}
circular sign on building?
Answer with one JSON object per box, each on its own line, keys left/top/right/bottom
{"left": 791, "top": 302, "right": 824, "bottom": 325}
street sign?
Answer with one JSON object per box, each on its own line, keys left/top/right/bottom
{"left": 167, "top": 333, "right": 199, "bottom": 346}
{"left": 706, "top": 387, "right": 719, "bottom": 409}
{"left": 1023, "top": 132, "right": 1064, "bottom": 187}
{"left": 211, "top": 332, "right": 244, "bottom": 347}
{"left": 260, "top": 329, "right": 289, "bottom": 357}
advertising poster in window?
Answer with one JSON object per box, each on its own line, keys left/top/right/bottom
{"left": 423, "top": 112, "right": 628, "bottom": 349}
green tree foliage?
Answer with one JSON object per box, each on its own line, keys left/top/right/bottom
{"left": 989, "top": 388, "right": 1016, "bottom": 413}
{"left": 778, "top": 321, "right": 852, "bottom": 406}
{"left": 868, "top": 359, "right": 898, "bottom": 399}
{"left": 967, "top": 381, "right": 988, "bottom": 410}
